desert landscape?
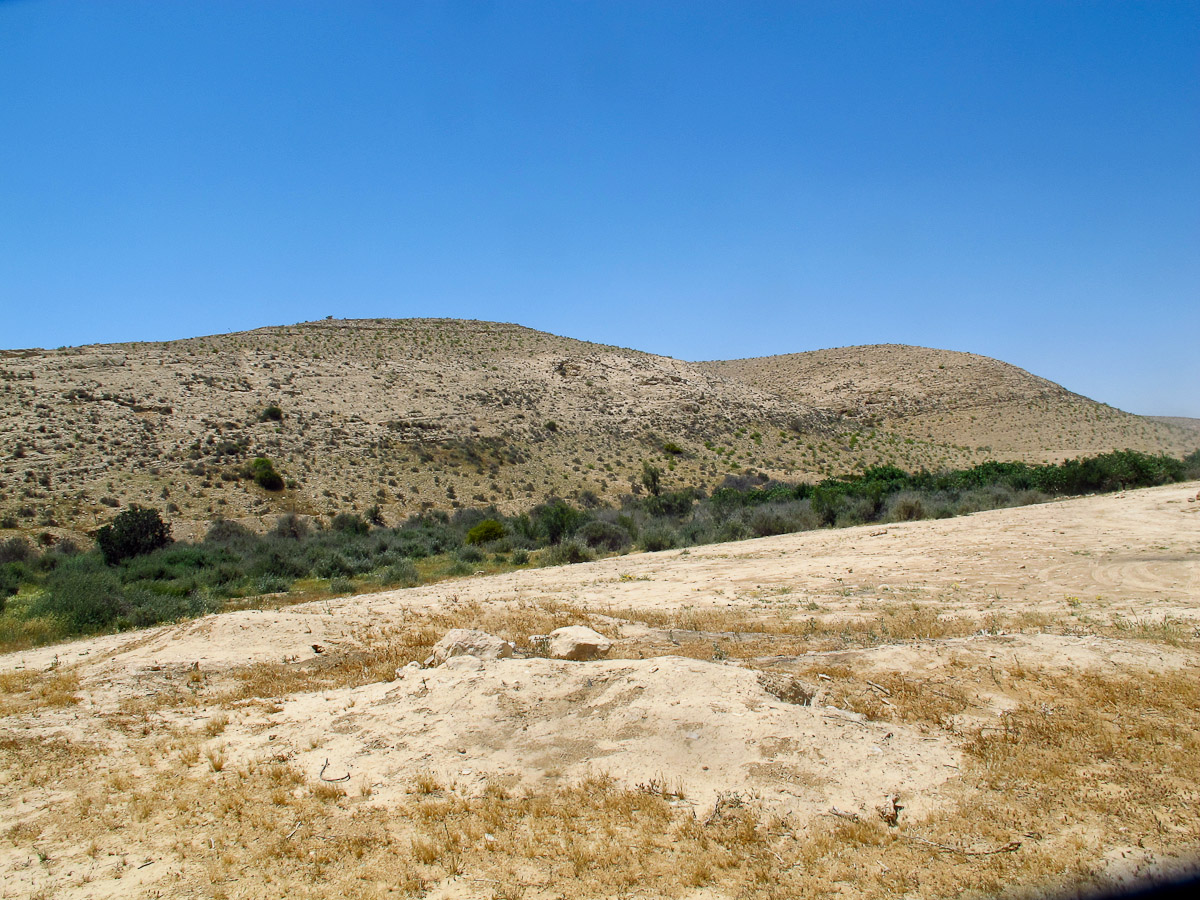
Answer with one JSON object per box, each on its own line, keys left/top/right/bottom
{"left": 1, "top": 477, "right": 1198, "bottom": 898}
{"left": 2, "top": 319, "right": 1196, "bottom": 541}
{"left": 1, "top": 319, "right": 1198, "bottom": 898}
{"left": 5, "top": 1, "right": 1196, "bottom": 896}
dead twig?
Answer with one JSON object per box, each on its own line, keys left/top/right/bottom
{"left": 319, "top": 758, "right": 351, "bottom": 783}
{"left": 285, "top": 821, "right": 303, "bottom": 839}
{"left": 865, "top": 680, "right": 892, "bottom": 696}
{"left": 827, "top": 807, "right": 861, "bottom": 822}
{"left": 822, "top": 712, "right": 870, "bottom": 728}
{"left": 904, "top": 833, "right": 1021, "bottom": 856}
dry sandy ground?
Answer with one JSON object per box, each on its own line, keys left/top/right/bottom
{"left": 1, "top": 483, "right": 1198, "bottom": 899}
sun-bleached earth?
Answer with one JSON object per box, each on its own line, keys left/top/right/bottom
{"left": 1, "top": 482, "right": 1198, "bottom": 899}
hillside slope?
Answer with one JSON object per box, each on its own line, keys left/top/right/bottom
{"left": 700, "top": 344, "right": 1196, "bottom": 461}
{"left": 1, "top": 322, "right": 1193, "bottom": 539}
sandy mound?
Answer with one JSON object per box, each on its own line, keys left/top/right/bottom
{"left": 232, "top": 654, "right": 956, "bottom": 820}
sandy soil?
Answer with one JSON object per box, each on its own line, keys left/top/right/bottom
{"left": 1, "top": 482, "right": 1197, "bottom": 898}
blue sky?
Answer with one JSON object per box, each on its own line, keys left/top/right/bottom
{"left": 2, "top": 1, "right": 1197, "bottom": 415}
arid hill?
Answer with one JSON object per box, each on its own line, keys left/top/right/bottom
{"left": 1, "top": 320, "right": 1194, "bottom": 539}
{"left": 699, "top": 344, "right": 1193, "bottom": 460}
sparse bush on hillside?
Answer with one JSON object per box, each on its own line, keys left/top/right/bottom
{"left": 258, "top": 405, "right": 283, "bottom": 422}
{"left": 271, "top": 513, "right": 309, "bottom": 540}
{"left": 641, "top": 462, "right": 663, "bottom": 497}
{"left": 575, "top": 520, "right": 632, "bottom": 552}
{"left": 246, "top": 457, "right": 284, "bottom": 491}
{"left": 465, "top": 519, "right": 506, "bottom": 545}
{"left": 331, "top": 512, "right": 369, "bottom": 535}
{"left": 95, "top": 505, "right": 172, "bottom": 565}
{"left": 0, "top": 537, "right": 33, "bottom": 565}
{"left": 1, "top": 448, "right": 1193, "bottom": 652}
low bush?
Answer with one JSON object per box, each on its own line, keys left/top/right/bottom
{"left": 0, "top": 537, "right": 33, "bottom": 564}
{"left": 465, "top": 519, "right": 506, "bottom": 545}
{"left": 380, "top": 560, "right": 419, "bottom": 588}
{"left": 96, "top": 505, "right": 172, "bottom": 565}
{"left": 271, "top": 513, "right": 310, "bottom": 540}
{"left": 575, "top": 520, "right": 632, "bottom": 552}
{"left": 641, "top": 527, "right": 676, "bottom": 552}
{"left": 247, "top": 457, "right": 284, "bottom": 491}
{"left": 545, "top": 540, "right": 593, "bottom": 566}
{"left": 331, "top": 512, "right": 369, "bottom": 535}
{"left": 2, "top": 448, "right": 1193, "bottom": 651}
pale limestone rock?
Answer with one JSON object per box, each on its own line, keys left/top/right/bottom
{"left": 426, "top": 629, "right": 514, "bottom": 666}
{"left": 541, "top": 625, "right": 613, "bottom": 661}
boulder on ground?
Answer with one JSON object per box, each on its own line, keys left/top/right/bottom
{"left": 426, "top": 629, "right": 514, "bottom": 666}
{"left": 536, "top": 625, "right": 613, "bottom": 661}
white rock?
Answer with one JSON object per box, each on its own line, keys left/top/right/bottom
{"left": 428, "top": 629, "right": 514, "bottom": 665}
{"left": 543, "top": 625, "right": 613, "bottom": 661}
{"left": 444, "top": 654, "right": 485, "bottom": 671}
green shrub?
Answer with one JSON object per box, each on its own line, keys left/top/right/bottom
{"left": 380, "top": 560, "right": 419, "bottom": 588}
{"left": 575, "top": 520, "right": 631, "bottom": 552}
{"left": 511, "top": 548, "right": 530, "bottom": 566}
{"left": 641, "top": 527, "right": 676, "bottom": 552}
{"left": 331, "top": 512, "right": 369, "bottom": 535}
{"left": 545, "top": 540, "right": 593, "bottom": 566}
{"left": 249, "top": 547, "right": 308, "bottom": 580}
{"left": 271, "top": 513, "right": 309, "bottom": 540}
{"left": 204, "top": 519, "right": 257, "bottom": 546}
{"left": 248, "top": 457, "right": 284, "bottom": 491}
{"left": 642, "top": 489, "right": 696, "bottom": 518}
{"left": 465, "top": 519, "right": 506, "bottom": 545}
{"left": 313, "top": 552, "right": 355, "bottom": 579}
{"left": 0, "top": 537, "right": 33, "bottom": 564}
{"left": 531, "top": 499, "right": 585, "bottom": 544}
{"left": 32, "top": 562, "right": 125, "bottom": 632}
{"left": 641, "top": 462, "right": 662, "bottom": 497}
{"left": 254, "top": 574, "right": 293, "bottom": 594}
{"left": 457, "top": 545, "right": 485, "bottom": 564}
{"left": 259, "top": 405, "right": 284, "bottom": 422}
{"left": 747, "top": 508, "right": 793, "bottom": 537}
{"left": 96, "top": 505, "right": 173, "bottom": 565}
{"left": 0, "top": 562, "right": 23, "bottom": 607}
{"left": 1182, "top": 449, "right": 1200, "bottom": 479}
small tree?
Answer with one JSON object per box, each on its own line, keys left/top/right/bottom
{"left": 95, "top": 505, "right": 172, "bottom": 565}
{"left": 641, "top": 462, "right": 663, "bottom": 497}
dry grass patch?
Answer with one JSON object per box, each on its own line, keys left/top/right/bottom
{"left": 3, "top": 661, "right": 1198, "bottom": 898}
{"left": 0, "top": 668, "right": 80, "bottom": 716}
{"left": 609, "top": 602, "right": 1053, "bottom": 660}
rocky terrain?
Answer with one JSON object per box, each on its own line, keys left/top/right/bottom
{"left": 1, "top": 319, "right": 1195, "bottom": 542}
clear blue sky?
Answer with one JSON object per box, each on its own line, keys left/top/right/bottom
{"left": 2, "top": 1, "right": 1197, "bottom": 415}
